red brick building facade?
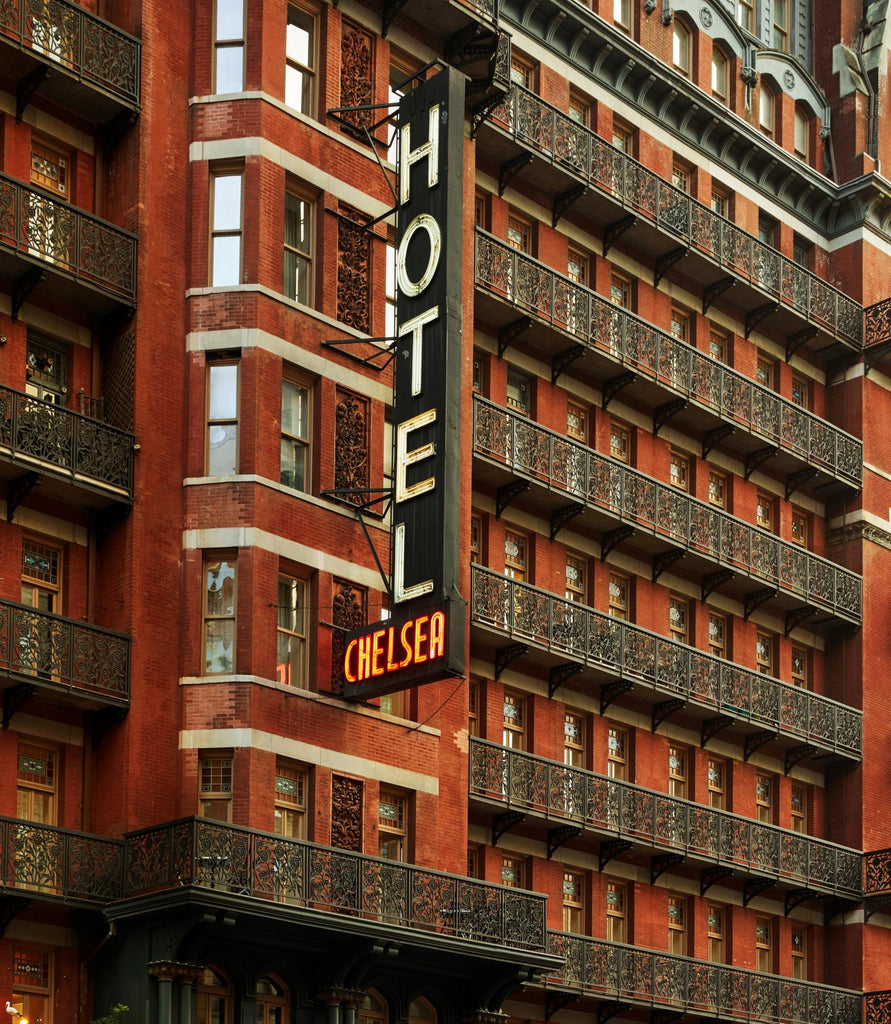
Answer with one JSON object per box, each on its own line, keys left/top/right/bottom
{"left": 2, "top": 0, "right": 891, "bottom": 1023}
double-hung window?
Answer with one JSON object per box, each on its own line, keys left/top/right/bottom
{"left": 277, "top": 575, "right": 308, "bottom": 688}
{"left": 211, "top": 170, "right": 243, "bottom": 286}
{"left": 214, "top": 0, "right": 244, "bottom": 92}
{"left": 284, "top": 188, "right": 314, "bottom": 303}
{"left": 204, "top": 557, "right": 237, "bottom": 673}
{"left": 286, "top": 5, "right": 316, "bottom": 114}
{"left": 281, "top": 373, "right": 311, "bottom": 491}
{"left": 206, "top": 359, "right": 239, "bottom": 475}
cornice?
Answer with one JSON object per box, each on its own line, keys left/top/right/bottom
{"left": 829, "top": 519, "right": 891, "bottom": 551}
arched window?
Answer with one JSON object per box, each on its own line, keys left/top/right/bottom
{"left": 358, "top": 991, "right": 387, "bottom": 1024}
{"left": 711, "top": 47, "right": 729, "bottom": 102}
{"left": 759, "top": 81, "right": 775, "bottom": 137}
{"left": 408, "top": 999, "right": 436, "bottom": 1024}
{"left": 257, "top": 975, "right": 289, "bottom": 1024}
{"left": 197, "top": 968, "right": 233, "bottom": 1024}
{"left": 672, "top": 20, "right": 691, "bottom": 76}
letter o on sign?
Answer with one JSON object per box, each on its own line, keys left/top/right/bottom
{"left": 396, "top": 213, "right": 441, "bottom": 297}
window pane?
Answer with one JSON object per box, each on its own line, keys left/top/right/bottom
{"left": 205, "top": 620, "right": 234, "bottom": 673}
{"left": 209, "top": 364, "right": 238, "bottom": 419}
{"left": 285, "top": 194, "right": 310, "bottom": 253}
{"left": 287, "top": 9, "right": 312, "bottom": 64}
{"left": 208, "top": 423, "right": 237, "bottom": 474}
{"left": 214, "top": 176, "right": 242, "bottom": 230}
{"left": 212, "top": 236, "right": 241, "bottom": 287}
{"left": 216, "top": 0, "right": 244, "bottom": 39}
{"left": 215, "top": 46, "right": 244, "bottom": 93}
{"left": 282, "top": 380, "right": 307, "bottom": 436}
{"left": 286, "top": 66, "right": 311, "bottom": 111}
{"left": 206, "top": 560, "right": 236, "bottom": 615}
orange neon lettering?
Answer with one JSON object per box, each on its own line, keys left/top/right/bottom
{"left": 399, "top": 620, "right": 414, "bottom": 667}
{"left": 429, "top": 611, "right": 445, "bottom": 658}
{"left": 386, "top": 625, "right": 399, "bottom": 672}
{"left": 372, "top": 629, "right": 386, "bottom": 676}
{"left": 357, "top": 635, "right": 372, "bottom": 681}
{"left": 344, "top": 639, "right": 358, "bottom": 683}
{"left": 414, "top": 615, "right": 429, "bottom": 663}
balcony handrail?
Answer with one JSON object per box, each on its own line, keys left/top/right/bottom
{"left": 473, "top": 395, "right": 862, "bottom": 621}
{"left": 0, "top": 0, "right": 140, "bottom": 106}
{"left": 474, "top": 230, "right": 863, "bottom": 489}
{"left": 546, "top": 931, "right": 863, "bottom": 1023}
{"left": 470, "top": 738, "right": 862, "bottom": 897}
{"left": 0, "top": 596, "right": 130, "bottom": 701}
{"left": 469, "top": 565, "right": 862, "bottom": 758}
{"left": 0, "top": 814, "right": 123, "bottom": 902}
{"left": 0, "top": 172, "right": 138, "bottom": 303}
{"left": 488, "top": 85, "right": 862, "bottom": 346}
{"left": 123, "top": 816, "right": 549, "bottom": 952}
{"left": 0, "top": 382, "right": 134, "bottom": 497}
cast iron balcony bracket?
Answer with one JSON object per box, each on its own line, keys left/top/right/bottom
{"left": 550, "top": 502, "right": 584, "bottom": 541}
{"left": 469, "top": 567, "right": 863, "bottom": 758}
{"left": 473, "top": 397, "right": 863, "bottom": 624}
{"left": 493, "top": 809, "right": 525, "bottom": 846}
{"left": 548, "top": 662, "right": 583, "bottom": 697}
{"left": 651, "top": 852, "right": 684, "bottom": 885}
{"left": 547, "top": 825, "right": 582, "bottom": 858}
{"left": 474, "top": 232, "right": 863, "bottom": 491}
{"left": 599, "top": 839, "right": 632, "bottom": 872}
{"left": 499, "top": 152, "right": 533, "bottom": 196}
{"left": 494, "top": 641, "right": 528, "bottom": 679}
{"left": 701, "top": 866, "right": 733, "bottom": 895}
{"left": 2, "top": 682, "right": 36, "bottom": 729}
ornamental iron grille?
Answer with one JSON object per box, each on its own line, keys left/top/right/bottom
{"left": 470, "top": 565, "right": 862, "bottom": 758}
{"left": 339, "top": 21, "right": 374, "bottom": 138}
{"left": 546, "top": 931, "right": 862, "bottom": 1023}
{"left": 336, "top": 210, "right": 370, "bottom": 333}
{"left": 475, "top": 235, "right": 862, "bottom": 489}
{"left": 0, "top": 172, "right": 137, "bottom": 302}
{"left": 865, "top": 849, "right": 891, "bottom": 895}
{"left": 334, "top": 389, "right": 369, "bottom": 502}
{"left": 121, "top": 816, "right": 548, "bottom": 953}
{"left": 473, "top": 397, "right": 862, "bottom": 622}
{"left": 865, "top": 296, "right": 891, "bottom": 349}
{"left": 0, "top": 597, "right": 130, "bottom": 701}
{"left": 0, "top": 0, "right": 140, "bottom": 106}
{"left": 330, "top": 580, "right": 366, "bottom": 693}
{"left": 487, "top": 84, "right": 862, "bottom": 347}
{"left": 0, "top": 814, "right": 123, "bottom": 901}
{"left": 0, "top": 383, "right": 134, "bottom": 497}
{"left": 101, "top": 325, "right": 136, "bottom": 433}
{"left": 470, "top": 738, "right": 862, "bottom": 898}
{"left": 866, "top": 992, "right": 891, "bottom": 1024}
{"left": 331, "top": 775, "right": 363, "bottom": 852}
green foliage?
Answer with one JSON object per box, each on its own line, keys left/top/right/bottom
{"left": 90, "top": 1004, "right": 130, "bottom": 1024}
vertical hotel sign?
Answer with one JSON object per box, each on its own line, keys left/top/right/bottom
{"left": 343, "top": 68, "right": 466, "bottom": 699}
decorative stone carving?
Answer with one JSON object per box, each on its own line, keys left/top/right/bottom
{"left": 330, "top": 581, "right": 366, "bottom": 692}
{"left": 336, "top": 213, "right": 370, "bottom": 333}
{"left": 331, "top": 774, "right": 363, "bottom": 851}
{"left": 334, "top": 390, "right": 368, "bottom": 503}
{"left": 340, "top": 23, "right": 374, "bottom": 138}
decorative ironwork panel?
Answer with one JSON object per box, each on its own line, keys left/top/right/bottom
{"left": 865, "top": 849, "right": 891, "bottom": 895}
{"left": 866, "top": 991, "right": 891, "bottom": 1024}
{"left": 340, "top": 22, "right": 374, "bottom": 137}
{"left": 331, "top": 774, "right": 363, "bottom": 852}
{"left": 866, "top": 297, "right": 891, "bottom": 348}
{"left": 330, "top": 580, "right": 366, "bottom": 693}
{"left": 336, "top": 211, "right": 369, "bottom": 333}
{"left": 102, "top": 325, "right": 135, "bottom": 433}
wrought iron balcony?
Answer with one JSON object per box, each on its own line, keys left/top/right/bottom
{"left": 545, "top": 931, "right": 862, "bottom": 1024}
{"left": 124, "top": 817, "right": 548, "bottom": 952}
{"left": 479, "top": 85, "right": 862, "bottom": 353}
{"left": 473, "top": 397, "right": 862, "bottom": 628}
{"left": 864, "top": 848, "right": 891, "bottom": 897}
{"left": 0, "top": 383, "right": 134, "bottom": 505}
{"left": 470, "top": 738, "right": 862, "bottom": 901}
{"left": 0, "top": 0, "right": 140, "bottom": 123}
{"left": 475, "top": 232, "right": 862, "bottom": 495}
{"left": 0, "top": 173, "right": 137, "bottom": 313}
{"left": 0, "top": 597, "right": 130, "bottom": 711}
{"left": 0, "top": 814, "right": 123, "bottom": 904}
{"left": 470, "top": 565, "right": 862, "bottom": 763}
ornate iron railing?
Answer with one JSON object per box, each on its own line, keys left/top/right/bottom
{"left": 546, "top": 931, "right": 862, "bottom": 1023}
{"left": 865, "top": 296, "right": 891, "bottom": 349}
{"left": 867, "top": 991, "right": 891, "bottom": 1023}
{"left": 470, "top": 739, "right": 862, "bottom": 898}
{"left": 124, "top": 817, "right": 548, "bottom": 951}
{"left": 864, "top": 849, "right": 891, "bottom": 895}
{"left": 0, "top": 383, "right": 134, "bottom": 497}
{"left": 470, "top": 566, "right": 862, "bottom": 758}
{"left": 475, "top": 233, "right": 862, "bottom": 489}
{"left": 0, "top": 0, "right": 140, "bottom": 106}
{"left": 474, "top": 397, "right": 862, "bottom": 622}
{"left": 0, "top": 173, "right": 137, "bottom": 303}
{"left": 0, "top": 815, "right": 123, "bottom": 902}
{"left": 0, "top": 598, "right": 130, "bottom": 702}
{"left": 487, "top": 86, "right": 862, "bottom": 347}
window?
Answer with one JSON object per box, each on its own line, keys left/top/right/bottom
{"left": 199, "top": 753, "right": 233, "bottom": 820}
{"left": 214, "top": 0, "right": 244, "bottom": 92}
{"left": 277, "top": 575, "right": 308, "bottom": 687}
{"left": 613, "top": 0, "right": 631, "bottom": 29}
{"left": 791, "top": 927, "right": 806, "bottom": 979}
{"left": 563, "top": 872, "right": 584, "bottom": 932}
{"left": 756, "top": 355, "right": 774, "bottom": 390}
{"left": 568, "top": 92, "right": 590, "bottom": 126}
{"left": 794, "top": 106, "right": 809, "bottom": 160}
{"left": 756, "top": 773, "right": 773, "bottom": 823}
{"left": 210, "top": 170, "right": 243, "bottom": 286}
{"left": 606, "top": 881, "right": 627, "bottom": 942}
{"left": 791, "top": 508, "right": 808, "bottom": 546}
{"left": 20, "top": 537, "right": 64, "bottom": 679}
{"left": 736, "top": 0, "right": 754, "bottom": 31}
{"left": 469, "top": 679, "right": 480, "bottom": 736}
{"left": 281, "top": 374, "right": 311, "bottom": 490}
{"left": 31, "top": 137, "right": 69, "bottom": 197}
{"left": 710, "top": 188, "right": 729, "bottom": 218}
{"left": 791, "top": 646, "right": 807, "bottom": 687}
{"left": 708, "top": 758, "right": 726, "bottom": 809}
{"left": 12, "top": 950, "right": 52, "bottom": 1024}
{"left": 385, "top": 241, "right": 397, "bottom": 337}
{"left": 708, "top": 328, "right": 729, "bottom": 362}
{"left": 610, "top": 422, "right": 630, "bottom": 463}
{"left": 564, "top": 711, "right": 586, "bottom": 767}
{"left": 506, "top": 366, "right": 532, "bottom": 414}
{"left": 756, "top": 492, "right": 774, "bottom": 531}
{"left": 566, "top": 401, "right": 588, "bottom": 442}
{"left": 378, "top": 789, "right": 407, "bottom": 860}
{"left": 708, "top": 471, "right": 726, "bottom": 509}
{"left": 568, "top": 248, "right": 589, "bottom": 286}
{"left": 672, "top": 20, "right": 690, "bottom": 75}
{"left": 610, "top": 270, "right": 631, "bottom": 308}
{"left": 670, "top": 307, "right": 690, "bottom": 343}
{"left": 286, "top": 5, "right": 316, "bottom": 113}
{"left": 197, "top": 968, "right": 232, "bottom": 1024}
{"left": 472, "top": 350, "right": 486, "bottom": 393}
{"left": 669, "top": 596, "right": 689, "bottom": 643}
{"left": 790, "top": 784, "right": 807, "bottom": 833}
{"left": 756, "top": 632, "right": 774, "bottom": 675}
{"left": 284, "top": 189, "right": 313, "bottom": 303}
{"left": 708, "top": 612, "right": 726, "bottom": 658}
{"left": 612, "top": 123, "right": 632, "bottom": 153}
{"left": 504, "top": 530, "right": 528, "bottom": 580}
{"left": 204, "top": 557, "right": 237, "bottom": 673}
{"left": 755, "top": 917, "right": 773, "bottom": 972}
{"left": 565, "top": 554, "right": 587, "bottom": 603}
{"left": 501, "top": 856, "right": 524, "bottom": 887}
{"left": 671, "top": 163, "right": 690, "bottom": 193}
{"left": 502, "top": 691, "right": 526, "bottom": 748}
{"left": 470, "top": 513, "right": 482, "bottom": 564}
{"left": 507, "top": 213, "right": 531, "bottom": 252}
{"left": 773, "top": 0, "right": 789, "bottom": 50}
{"left": 206, "top": 359, "right": 239, "bottom": 475}
{"left": 707, "top": 905, "right": 726, "bottom": 963}
{"left": 793, "top": 236, "right": 812, "bottom": 270}
{"left": 17, "top": 743, "right": 57, "bottom": 824}
{"left": 670, "top": 450, "right": 689, "bottom": 490}
{"left": 609, "top": 573, "right": 629, "bottom": 619}
{"left": 668, "top": 745, "right": 687, "bottom": 798}
{"left": 758, "top": 216, "right": 777, "bottom": 249}
{"left": 26, "top": 334, "right": 67, "bottom": 402}
{"left": 668, "top": 895, "right": 687, "bottom": 955}
{"left": 607, "top": 724, "right": 629, "bottom": 780}
{"left": 257, "top": 977, "right": 289, "bottom": 1024}
{"left": 759, "top": 83, "right": 775, "bottom": 137}
{"left": 357, "top": 991, "right": 387, "bottom": 1024}
{"left": 712, "top": 47, "right": 729, "bottom": 101}
{"left": 791, "top": 374, "right": 810, "bottom": 408}
{"left": 274, "top": 762, "right": 307, "bottom": 837}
